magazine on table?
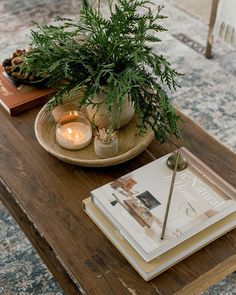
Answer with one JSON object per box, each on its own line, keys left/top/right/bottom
{"left": 91, "top": 148, "right": 236, "bottom": 262}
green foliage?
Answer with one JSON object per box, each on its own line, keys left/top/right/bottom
{"left": 20, "top": 0, "right": 183, "bottom": 143}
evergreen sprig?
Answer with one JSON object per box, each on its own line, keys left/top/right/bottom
{"left": 20, "top": 0, "right": 183, "bottom": 143}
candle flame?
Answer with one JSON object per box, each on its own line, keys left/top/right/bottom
{"left": 65, "top": 127, "right": 84, "bottom": 141}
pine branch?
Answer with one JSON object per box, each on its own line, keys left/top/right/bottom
{"left": 20, "top": 0, "right": 183, "bottom": 143}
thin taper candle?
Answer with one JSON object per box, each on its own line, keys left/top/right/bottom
{"left": 161, "top": 150, "right": 181, "bottom": 240}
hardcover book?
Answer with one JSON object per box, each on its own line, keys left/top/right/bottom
{"left": 91, "top": 148, "right": 236, "bottom": 262}
{"left": 0, "top": 65, "right": 54, "bottom": 115}
{"left": 83, "top": 197, "right": 236, "bottom": 281}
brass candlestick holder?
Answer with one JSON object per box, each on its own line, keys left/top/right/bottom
{"left": 161, "top": 149, "right": 189, "bottom": 240}
{"left": 166, "top": 151, "right": 188, "bottom": 171}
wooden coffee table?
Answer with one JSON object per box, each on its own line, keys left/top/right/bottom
{"left": 0, "top": 106, "right": 235, "bottom": 295}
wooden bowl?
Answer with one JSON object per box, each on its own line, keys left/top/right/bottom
{"left": 35, "top": 99, "right": 154, "bottom": 167}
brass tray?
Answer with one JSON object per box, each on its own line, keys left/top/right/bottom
{"left": 35, "top": 103, "right": 154, "bottom": 167}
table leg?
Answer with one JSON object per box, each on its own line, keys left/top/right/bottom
{"left": 205, "top": 0, "right": 219, "bottom": 58}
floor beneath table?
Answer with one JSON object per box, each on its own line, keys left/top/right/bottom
{"left": 0, "top": 0, "right": 235, "bottom": 294}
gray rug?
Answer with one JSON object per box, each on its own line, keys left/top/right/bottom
{"left": 0, "top": 0, "right": 235, "bottom": 294}
{"left": 172, "top": 0, "right": 212, "bottom": 23}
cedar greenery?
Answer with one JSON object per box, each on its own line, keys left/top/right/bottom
{"left": 20, "top": 0, "right": 182, "bottom": 143}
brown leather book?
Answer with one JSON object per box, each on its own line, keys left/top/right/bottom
{"left": 0, "top": 65, "right": 55, "bottom": 116}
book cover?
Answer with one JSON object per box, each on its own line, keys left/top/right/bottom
{"left": 91, "top": 148, "right": 236, "bottom": 262}
{"left": 0, "top": 65, "right": 54, "bottom": 115}
{"left": 83, "top": 197, "right": 236, "bottom": 281}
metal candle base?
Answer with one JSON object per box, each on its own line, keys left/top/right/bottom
{"left": 166, "top": 153, "right": 188, "bottom": 171}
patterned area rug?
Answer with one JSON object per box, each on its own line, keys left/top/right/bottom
{"left": 0, "top": 0, "right": 235, "bottom": 294}
{"left": 172, "top": 0, "right": 212, "bottom": 23}
{"left": 0, "top": 201, "right": 63, "bottom": 295}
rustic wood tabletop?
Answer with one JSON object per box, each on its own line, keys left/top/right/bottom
{"left": 0, "top": 106, "right": 235, "bottom": 295}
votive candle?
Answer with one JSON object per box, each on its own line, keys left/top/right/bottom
{"left": 55, "top": 111, "right": 92, "bottom": 150}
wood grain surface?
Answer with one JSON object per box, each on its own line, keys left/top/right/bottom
{"left": 0, "top": 106, "right": 235, "bottom": 295}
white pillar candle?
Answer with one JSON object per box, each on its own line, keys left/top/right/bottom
{"left": 55, "top": 113, "right": 92, "bottom": 150}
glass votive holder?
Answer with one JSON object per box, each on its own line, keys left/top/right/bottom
{"left": 51, "top": 102, "right": 77, "bottom": 123}
{"left": 55, "top": 111, "right": 92, "bottom": 150}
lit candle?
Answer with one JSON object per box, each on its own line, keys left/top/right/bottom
{"left": 55, "top": 112, "right": 92, "bottom": 150}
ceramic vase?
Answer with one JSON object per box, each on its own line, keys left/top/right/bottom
{"left": 86, "top": 90, "right": 135, "bottom": 129}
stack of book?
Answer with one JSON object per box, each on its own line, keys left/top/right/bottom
{"left": 83, "top": 147, "right": 236, "bottom": 281}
